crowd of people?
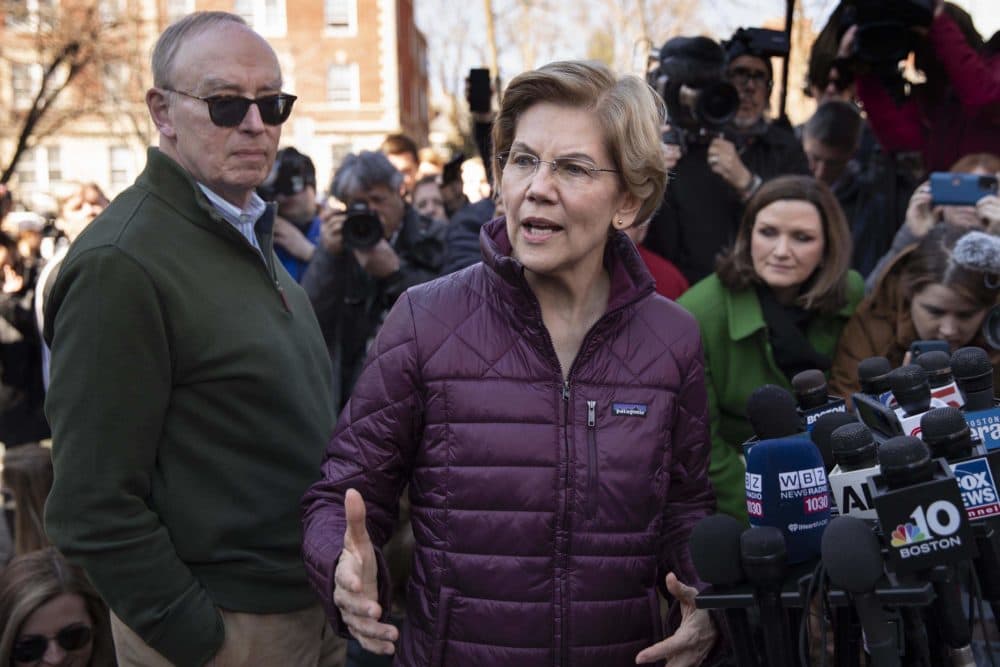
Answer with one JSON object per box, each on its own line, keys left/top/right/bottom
{"left": 0, "top": 1, "right": 998, "bottom": 665}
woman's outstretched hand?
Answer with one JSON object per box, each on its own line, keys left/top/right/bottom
{"left": 635, "top": 572, "right": 716, "bottom": 665}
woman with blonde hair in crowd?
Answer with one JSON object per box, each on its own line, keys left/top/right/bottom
{"left": 2, "top": 444, "right": 53, "bottom": 563}
{"left": 303, "top": 60, "right": 718, "bottom": 666}
{"left": 0, "top": 547, "right": 115, "bottom": 666}
{"left": 679, "top": 175, "right": 864, "bottom": 522}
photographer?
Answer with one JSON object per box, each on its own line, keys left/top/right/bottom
{"left": 262, "top": 147, "right": 322, "bottom": 282}
{"left": 837, "top": 0, "right": 1000, "bottom": 173}
{"left": 645, "top": 33, "right": 809, "bottom": 284}
{"left": 302, "top": 150, "right": 445, "bottom": 411}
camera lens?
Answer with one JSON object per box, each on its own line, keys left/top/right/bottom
{"left": 342, "top": 201, "right": 384, "bottom": 250}
{"left": 984, "top": 305, "right": 1000, "bottom": 351}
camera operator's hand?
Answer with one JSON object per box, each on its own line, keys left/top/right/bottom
{"left": 318, "top": 205, "right": 347, "bottom": 256}
{"left": 904, "top": 181, "right": 936, "bottom": 238}
{"left": 660, "top": 124, "right": 682, "bottom": 172}
{"left": 353, "top": 239, "right": 401, "bottom": 280}
{"left": 978, "top": 194, "right": 1000, "bottom": 229}
{"left": 273, "top": 215, "right": 316, "bottom": 263}
{"left": 707, "top": 137, "right": 753, "bottom": 193}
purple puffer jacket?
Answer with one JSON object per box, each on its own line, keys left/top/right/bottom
{"left": 302, "top": 218, "right": 716, "bottom": 667}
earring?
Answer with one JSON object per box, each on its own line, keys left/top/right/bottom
{"left": 615, "top": 217, "right": 624, "bottom": 228}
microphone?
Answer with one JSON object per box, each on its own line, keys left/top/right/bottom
{"left": 951, "top": 346, "right": 1000, "bottom": 450}
{"left": 858, "top": 355, "right": 894, "bottom": 405}
{"left": 913, "top": 351, "right": 965, "bottom": 408}
{"left": 921, "top": 407, "right": 978, "bottom": 462}
{"left": 791, "top": 369, "right": 847, "bottom": 431}
{"left": 689, "top": 515, "right": 761, "bottom": 667}
{"left": 868, "top": 436, "right": 977, "bottom": 665}
{"left": 953, "top": 230, "right": 1000, "bottom": 275}
{"left": 747, "top": 384, "right": 803, "bottom": 440}
{"left": 744, "top": 434, "right": 830, "bottom": 563}
{"left": 821, "top": 516, "right": 901, "bottom": 667}
{"left": 740, "top": 526, "right": 794, "bottom": 667}
{"left": 887, "top": 365, "right": 948, "bottom": 436}
{"left": 810, "top": 411, "right": 857, "bottom": 472}
{"left": 828, "top": 423, "right": 880, "bottom": 519}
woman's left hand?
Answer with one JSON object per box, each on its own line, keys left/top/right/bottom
{"left": 635, "top": 572, "right": 716, "bottom": 666}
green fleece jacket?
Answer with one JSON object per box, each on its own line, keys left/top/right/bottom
{"left": 678, "top": 272, "right": 864, "bottom": 523}
{"left": 43, "top": 148, "right": 334, "bottom": 667}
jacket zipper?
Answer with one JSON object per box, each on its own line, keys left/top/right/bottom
{"left": 586, "top": 400, "right": 598, "bottom": 519}
{"left": 559, "top": 378, "right": 570, "bottom": 667}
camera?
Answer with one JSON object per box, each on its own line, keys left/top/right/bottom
{"left": 257, "top": 147, "right": 316, "bottom": 201}
{"left": 723, "top": 27, "right": 791, "bottom": 61}
{"left": 650, "top": 36, "right": 741, "bottom": 150}
{"left": 342, "top": 200, "right": 384, "bottom": 250}
{"left": 840, "top": 0, "right": 933, "bottom": 65}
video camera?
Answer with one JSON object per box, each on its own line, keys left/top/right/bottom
{"left": 649, "top": 36, "right": 740, "bottom": 151}
{"left": 257, "top": 147, "right": 316, "bottom": 201}
{"left": 840, "top": 0, "right": 933, "bottom": 65}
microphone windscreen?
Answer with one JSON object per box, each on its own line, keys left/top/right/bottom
{"left": 858, "top": 356, "right": 892, "bottom": 393}
{"left": 920, "top": 406, "right": 973, "bottom": 456}
{"left": 831, "top": 423, "right": 876, "bottom": 466}
{"left": 792, "top": 369, "right": 828, "bottom": 409}
{"left": 914, "top": 350, "right": 950, "bottom": 373}
{"left": 745, "top": 435, "right": 829, "bottom": 563}
{"left": 811, "top": 412, "right": 858, "bottom": 470}
{"left": 689, "top": 514, "right": 745, "bottom": 587}
{"left": 952, "top": 346, "right": 993, "bottom": 392}
{"left": 888, "top": 365, "right": 930, "bottom": 413}
{"left": 747, "top": 384, "right": 801, "bottom": 439}
{"left": 740, "top": 525, "right": 787, "bottom": 587}
{"left": 878, "top": 436, "right": 933, "bottom": 487}
{"left": 953, "top": 230, "right": 1000, "bottom": 275}
{"left": 821, "top": 516, "right": 883, "bottom": 593}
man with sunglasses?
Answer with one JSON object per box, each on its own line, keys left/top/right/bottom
{"left": 644, "top": 33, "right": 809, "bottom": 285}
{"left": 42, "top": 12, "right": 342, "bottom": 667}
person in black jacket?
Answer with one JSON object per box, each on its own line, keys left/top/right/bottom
{"left": 302, "top": 150, "right": 445, "bottom": 412}
{"left": 645, "top": 35, "right": 810, "bottom": 284}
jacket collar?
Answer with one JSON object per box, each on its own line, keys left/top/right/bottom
{"left": 478, "top": 217, "right": 655, "bottom": 315}
{"left": 726, "top": 280, "right": 858, "bottom": 341}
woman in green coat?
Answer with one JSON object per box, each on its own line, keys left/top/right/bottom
{"left": 678, "top": 175, "right": 864, "bottom": 522}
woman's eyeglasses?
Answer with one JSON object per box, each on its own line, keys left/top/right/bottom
{"left": 496, "top": 151, "right": 619, "bottom": 187}
{"left": 12, "top": 623, "right": 93, "bottom": 663}
{"left": 164, "top": 89, "right": 297, "bottom": 127}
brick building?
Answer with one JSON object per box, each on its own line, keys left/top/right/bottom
{"left": 1, "top": 0, "right": 429, "bottom": 207}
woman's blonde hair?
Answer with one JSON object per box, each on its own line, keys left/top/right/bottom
{"left": 0, "top": 548, "right": 115, "bottom": 666}
{"left": 492, "top": 60, "right": 668, "bottom": 224}
{"left": 716, "top": 175, "right": 853, "bottom": 314}
{"left": 3, "top": 444, "right": 53, "bottom": 557}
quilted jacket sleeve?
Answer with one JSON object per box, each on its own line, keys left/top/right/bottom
{"left": 659, "top": 332, "right": 716, "bottom": 592}
{"left": 301, "top": 291, "right": 424, "bottom": 632}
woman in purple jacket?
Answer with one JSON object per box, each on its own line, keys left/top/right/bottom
{"left": 302, "top": 60, "right": 718, "bottom": 667}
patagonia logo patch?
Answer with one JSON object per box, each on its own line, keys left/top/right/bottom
{"left": 613, "top": 403, "right": 648, "bottom": 417}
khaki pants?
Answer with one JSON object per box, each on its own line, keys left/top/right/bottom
{"left": 110, "top": 604, "right": 346, "bottom": 667}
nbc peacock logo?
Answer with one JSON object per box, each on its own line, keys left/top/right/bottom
{"left": 890, "top": 522, "right": 928, "bottom": 547}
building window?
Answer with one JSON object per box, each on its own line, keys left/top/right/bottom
{"left": 11, "top": 63, "right": 40, "bottom": 111}
{"left": 166, "top": 0, "right": 194, "bottom": 23}
{"left": 326, "top": 63, "right": 359, "bottom": 107}
{"left": 6, "top": 0, "right": 55, "bottom": 29}
{"left": 109, "top": 146, "right": 131, "bottom": 189}
{"left": 99, "top": 0, "right": 126, "bottom": 23}
{"left": 102, "top": 62, "right": 130, "bottom": 100}
{"left": 232, "top": 0, "right": 285, "bottom": 37}
{"left": 14, "top": 148, "right": 36, "bottom": 185}
{"left": 324, "top": 0, "right": 355, "bottom": 35}
{"left": 46, "top": 145, "right": 62, "bottom": 183}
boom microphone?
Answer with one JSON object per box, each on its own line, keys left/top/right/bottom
{"left": 953, "top": 230, "right": 1000, "bottom": 275}
{"left": 791, "top": 369, "right": 847, "bottom": 431}
{"left": 821, "top": 516, "right": 901, "bottom": 667}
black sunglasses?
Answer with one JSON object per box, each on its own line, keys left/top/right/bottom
{"left": 165, "top": 89, "right": 297, "bottom": 127}
{"left": 13, "top": 623, "right": 93, "bottom": 662}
